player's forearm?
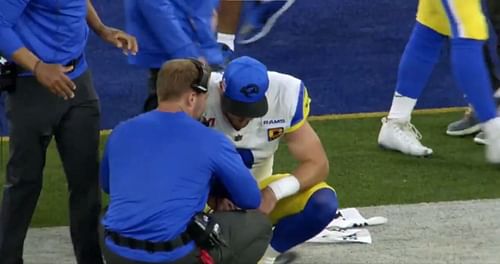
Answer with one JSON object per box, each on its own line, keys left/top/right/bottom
{"left": 11, "top": 47, "right": 41, "bottom": 72}
{"left": 292, "top": 157, "right": 329, "bottom": 191}
{"left": 86, "top": 0, "right": 106, "bottom": 37}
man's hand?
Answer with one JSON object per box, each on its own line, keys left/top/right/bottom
{"left": 216, "top": 198, "right": 238, "bottom": 211}
{"left": 34, "top": 61, "right": 76, "bottom": 100}
{"left": 98, "top": 27, "right": 138, "bottom": 55}
{"left": 258, "top": 187, "right": 278, "bottom": 215}
{"left": 208, "top": 197, "right": 238, "bottom": 211}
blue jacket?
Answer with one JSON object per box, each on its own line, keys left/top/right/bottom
{"left": 101, "top": 111, "right": 261, "bottom": 262}
{"left": 0, "top": 0, "right": 89, "bottom": 79}
{"left": 124, "top": 0, "right": 223, "bottom": 69}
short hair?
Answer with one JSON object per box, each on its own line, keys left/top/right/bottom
{"left": 156, "top": 59, "right": 199, "bottom": 102}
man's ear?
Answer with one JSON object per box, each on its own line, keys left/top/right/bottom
{"left": 183, "top": 92, "right": 196, "bottom": 109}
{"left": 189, "top": 92, "right": 197, "bottom": 106}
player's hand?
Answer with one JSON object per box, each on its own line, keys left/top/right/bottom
{"left": 258, "top": 187, "right": 278, "bottom": 215}
{"left": 99, "top": 26, "right": 138, "bottom": 56}
{"left": 34, "top": 61, "right": 76, "bottom": 100}
{"left": 208, "top": 197, "right": 238, "bottom": 211}
{"left": 216, "top": 198, "right": 238, "bottom": 211}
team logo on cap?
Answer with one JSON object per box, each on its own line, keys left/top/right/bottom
{"left": 240, "top": 84, "right": 260, "bottom": 98}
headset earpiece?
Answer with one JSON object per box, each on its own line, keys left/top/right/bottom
{"left": 189, "top": 59, "right": 211, "bottom": 93}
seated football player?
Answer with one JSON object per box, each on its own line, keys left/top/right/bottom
{"left": 202, "top": 56, "right": 338, "bottom": 264}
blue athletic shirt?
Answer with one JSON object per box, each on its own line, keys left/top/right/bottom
{"left": 101, "top": 110, "right": 261, "bottom": 262}
{"left": 124, "top": 0, "right": 223, "bottom": 68}
{"left": 0, "top": 0, "right": 89, "bottom": 79}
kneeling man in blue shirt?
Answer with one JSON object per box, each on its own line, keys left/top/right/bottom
{"left": 100, "top": 59, "right": 271, "bottom": 264}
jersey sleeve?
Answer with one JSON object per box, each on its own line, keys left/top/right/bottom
{"left": 211, "top": 133, "right": 261, "bottom": 209}
{"left": 286, "top": 82, "right": 311, "bottom": 133}
{"left": 0, "top": 0, "right": 29, "bottom": 58}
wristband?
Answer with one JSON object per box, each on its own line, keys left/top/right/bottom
{"left": 268, "top": 175, "right": 300, "bottom": 200}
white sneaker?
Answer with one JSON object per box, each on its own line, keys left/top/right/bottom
{"left": 378, "top": 117, "right": 433, "bottom": 157}
{"left": 483, "top": 117, "right": 500, "bottom": 164}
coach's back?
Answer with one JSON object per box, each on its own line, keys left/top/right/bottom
{"left": 100, "top": 59, "right": 262, "bottom": 263}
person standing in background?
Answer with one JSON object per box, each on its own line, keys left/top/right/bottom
{"left": 446, "top": 0, "right": 500, "bottom": 144}
{"left": 216, "top": 0, "right": 297, "bottom": 49}
{"left": 0, "top": 0, "right": 137, "bottom": 263}
{"left": 377, "top": 0, "right": 500, "bottom": 164}
{"left": 124, "top": 0, "right": 223, "bottom": 112}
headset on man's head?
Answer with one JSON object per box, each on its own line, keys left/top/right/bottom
{"left": 188, "top": 59, "right": 211, "bottom": 94}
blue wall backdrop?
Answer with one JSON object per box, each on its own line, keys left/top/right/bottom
{"left": 0, "top": 0, "right": 465, "bottom": 134}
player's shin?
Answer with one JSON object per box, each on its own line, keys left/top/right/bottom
{"left": 451, "top": 38, "right": 497, "bottom": 123}
{"left": 267, "top": 189, "right": 338, "bottom": 259}
{"left": 388, "top": 22, "right": 445, "bottom": 122}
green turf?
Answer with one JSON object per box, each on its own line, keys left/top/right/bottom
{"left": 0, "top": 111, "right": 498, "bottom": 227}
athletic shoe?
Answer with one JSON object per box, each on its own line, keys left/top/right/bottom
{"left": 237, "top": 0, "right": 296, "bottom": 44}
{"left": 378, "top": 117, "right": 433, "bottom": 157}
{"left": 446, "top": 108, "right": 481, "bottom": 136}
{"left": 473, "top": 131, "right": 486, "bottom": 145}
{"left": 484, "top": 117, "right": 500, "bottom": 164}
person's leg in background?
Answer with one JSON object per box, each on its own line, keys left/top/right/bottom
{"left": 377, "top": 6, "right": 447, "bottom": 157}
{"left": 447, "top": 0, "right": 500, "bottom": 138}
{"left": 54, "top": 72, "right": 103, "bottom": 264}
{"left": 216, "top": 0, "right": 297, "bottom": 48}
{"left": 0, "top": 76, "right": 59, "bottom": 264}
{"left": 217, "top": 0, "right": 242, "bottom": 52}
{"left": 473, "top": 0, "right": 500, "bottom": 144}
{"left": 441, "top": 0, "right": 500, "bottom": 163}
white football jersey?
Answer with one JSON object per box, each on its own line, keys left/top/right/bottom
{"left": 203, "top": 71, "right": 311, "bottom": 181}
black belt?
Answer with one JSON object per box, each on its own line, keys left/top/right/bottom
{"left": 104, "top": 229, "right": 192, "bottom": 253}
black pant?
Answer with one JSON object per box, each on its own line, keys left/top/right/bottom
{"left": 102, "top": 210, "right": 272, "bottom": 264}
{"left": 143, "top": 68, "right": 160, "bottom": 112}
{"left": 486, "top": 0, "right": 500, "bottom": 88}
{"left": 0, "top": 71, "right": 103, "bottom": 264}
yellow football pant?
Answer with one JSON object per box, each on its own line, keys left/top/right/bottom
{"left": 417, "top": 0, "right": 488, "bottom": 40}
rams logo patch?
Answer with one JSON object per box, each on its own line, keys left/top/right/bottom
{"left": 267, "top": 127, "right": 284, "bottom": 141}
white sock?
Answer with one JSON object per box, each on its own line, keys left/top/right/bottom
{"left": 482, "top": 117, "right": 500, "bottom": 138}
{"left": 217, "top": 33, "right": 235, "bottom": 51}
{"left": 387, "top": 92, "right": 417, "bottom": 122}
{"left": 258, "top": 246, "right": 280, "bottom": 264}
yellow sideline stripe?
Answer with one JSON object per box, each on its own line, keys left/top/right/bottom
{"left": 0, "top": 107, "right": 467, "bottom": 142}
{"left": 309, "top": 106, "right": 467, "bottom": 121}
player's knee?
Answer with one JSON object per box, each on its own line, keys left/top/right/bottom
{"left": 306, "top": 188, "right": 338, "bottom": 226}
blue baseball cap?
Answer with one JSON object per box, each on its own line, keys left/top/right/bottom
{"left": 222, "top": 56, "right": 269, "bottom": 118}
